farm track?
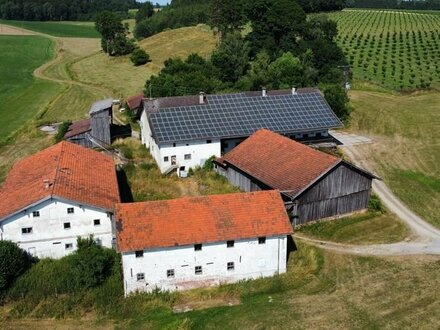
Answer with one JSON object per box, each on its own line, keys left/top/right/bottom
{"left": 295, "top": 141, "right": 440, "bottom": 256}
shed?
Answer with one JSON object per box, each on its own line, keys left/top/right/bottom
{"left": 214, "top": 129, "right": 379, "bottom": 226}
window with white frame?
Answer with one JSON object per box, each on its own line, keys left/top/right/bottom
{"left": 32, "top": 211, "right": 40, "bottom": 217}
{"left": 94, "top": 219, "right": 101, "bottom": 226}
{"left": 67, "top": 207, "right": 74, "bottom": 214}
{"left": 184, "top": 154, "right": 191, "bottom": 160}
{"left": 227, "top": 262, "right": 235, "bottom": 271}
{"left": 21, "top": 227, "right": 32, "bottom": 234}
{"left": 167, "top": 269, "right": 175, "bottom": 278}
{"left": 195, "top": 266, "right": 202, "bottom": 275}
{"left": 137, "top": 273, "right": 145, "bottom": 281}
{"left": 65, "top": 243, "right": 73, "bottom": 250}
{"left": 164, "top": 156, "right": 169, "bottom": 162}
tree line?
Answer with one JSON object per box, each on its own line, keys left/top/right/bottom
{"left": 134, "top": 0, "right": 347, "bottom": 40}
{"left": 0, "top": 0, "right": 137, "bottom": 21}
{"left": 145, "top": 0, "right": 351, "bottom": 120}
{"left": 346, "top": 0, "right": 440, "bottom": 10}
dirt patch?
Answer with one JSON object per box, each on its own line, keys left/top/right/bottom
{"left": 173, "top": 297, "right": 240, "bottom": 313}
{"left": 0, "top": 24, "right": 36, "bottom": 35}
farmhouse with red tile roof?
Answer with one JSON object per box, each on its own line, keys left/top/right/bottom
{"left": 214, "top": 129, "right": 378, "bottom": 226}
{"left": 115, "top": 190, "right": 292, "bottom": 295}
{"left": 0, "top": 141, "right": 120, "bottom": 259}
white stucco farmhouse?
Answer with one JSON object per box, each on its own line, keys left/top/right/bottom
{"left": 0, "top": 141, "right": 120, "bottom": 259}
{"left": 115, "top": 190, "right": 293, "bottom": 295}
{"left": 139, "top": 88, "right": 342, "bottom": 175}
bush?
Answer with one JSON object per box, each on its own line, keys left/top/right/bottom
{"left": 368, "top": 194, "right": 385, "bottom": 213}
{"left": 55, "top": 121, "right": 71, "bottom": 142}
{"left": 130, "top": 48, "right": 151, "bottom": 66}
{"left": 0, "top": 241, "right": 32, "bottom": 292}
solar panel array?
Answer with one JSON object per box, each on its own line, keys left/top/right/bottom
{"left": 148, "top": 91, "right": 342, "bottom": 144}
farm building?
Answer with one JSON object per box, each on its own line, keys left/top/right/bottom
{"left": 115, "top": 191, "right": 292, "bottom": 295}
{"left": 140, "top": 88, "right": 342, "bottom": 175}
{"left": 0, "top": 141, "right": 120, "bottom": 259}
{"left": 65, "top": 98, "right": 114, "bottom": 148}
{"left": 214, "top": 129, "right": 379, "bottom": 226}
{"left": 125, "top": 93, "right": 145, "bottom": 118}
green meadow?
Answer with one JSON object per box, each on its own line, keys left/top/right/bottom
{"left": 0, "top": 35, "right": 61, "bottom": 142}
{"left": 0, "top": 20, "right": 99, "bottom": 38}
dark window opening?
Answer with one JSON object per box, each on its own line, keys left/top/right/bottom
{"left": 227, "top": 262, "right": 235, "bottom": 271}
{"left": 64, "top": 222, "right": 71, "bottom": 229}
{"left": 32, "top": 211, "right": 40, "bottom": 217}
{"left": 258, "top": 237, "right": 266, "bottom": 244}
{"left": 195, "top": 266, "right": 202, "bottom": 275}
{"left": 94, "top": 219, "right": 101, "bottom": 226}
{"left": 67, "top": 207, "right": 74, "bottom": 214}
{"left": 227, "top": 240, "right": 234, "bottom": 248}
{"left": 21, "top": 227, "right": 32, "bottom": 234}
{"left": 194, "top": 244, "right": 202, "bottom": 251}
{"left": 167, "top": 269, "right": 175, "bottom": 278}
{"left": 135, "top": 250, "right": 144, "bottom": 258}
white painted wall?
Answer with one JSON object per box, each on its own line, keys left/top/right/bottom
{"left": 121, "top": 235, "right": 287, "bottom": 295}
{"left": 0, "top": 198, "right": 114, "bottom": 259}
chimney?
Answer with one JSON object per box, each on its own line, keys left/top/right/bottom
{"left": 199, "top": 92, "right": 205, "bottom": 104}
{"left": 291, "top": 87, "right": 297, "bottom": 95}
{"left": 262, "top": 87, "right": 267, "bottom": 97}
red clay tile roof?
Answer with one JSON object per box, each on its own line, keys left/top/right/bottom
{"left": 217, "top": 129, "right": 341, "bottom": 198}
{"left": 115, "top": 190, "right": 292, "bottom": 252}
{"left": 64, "top": 119, "right": 91, "bottom": 138}
{"left": 0, "top": 141, "right": 120, "bottom": 221}
{"left": 126, "top": 93, "right": 144, "bottom": 110}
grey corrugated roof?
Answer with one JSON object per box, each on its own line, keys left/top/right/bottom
{"left": 90, "top": 98, "right": 114, "bottom": 114}
{"left": 145, "top": 90, "right": 343, "bottom": 144}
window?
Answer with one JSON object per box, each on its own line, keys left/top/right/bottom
{"left": 194, "top": 244, "right": 202, "bottom": 251}
{"left": 21, "top": 227, "right": 32, "bottom": 234}
{"left": 137, "top": 273, "right": 145, "bottom": 281}
{"left": 227, "top": 262, "right": 235, "bottom": 271}
{"left": 164, "top": 156, "right": 169, "bottom": 162}
{"left": 64, "top": 222, "right": 71, "bottom": 229}
{"left": 67, "top": 207, "right": 74, "bottom": 214}
{"left": 135, "top": 250, "right": 144, "bottom": 258}
{"left": 173, "top": 143, "right": 176, "bottom": 147}
{"left": 32, "top": 211, "right": 40, "bottom": 217}
{"left": 195, "top": 266, "right": 202, "bottom": 275}
{"left": 94, "top": 219, "right": 101, "bottom": 226}
{"left": 65, "top": 243, "right": 73, "bottom": 250}
{"left": 227, "top": 240, "right": 234, "bottom": 248}
{"left": 184, "top": 154, "right": 191, "bottom": 160}
{"left": 167, "top": 269, "right": 175, "bottom": 278}
{"left": 258, "top": 237, "right": 266, "bottom": 244}
{"left": 207, "top": 139, "right": 212, "bottom": 144}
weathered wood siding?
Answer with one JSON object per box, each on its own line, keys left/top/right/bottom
{"left": 217, "top": 162, "right": 373, "bottom": 225}
{"left": 90, "top": 111, "right": 111, "bottom": 145}
{"left": 66, "top": 133, "right": 94, "bottom": 148}
{"left": 296, "top": 163, "right": 372, "bottom": 224}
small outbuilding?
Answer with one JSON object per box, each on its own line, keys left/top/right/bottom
{"left": 115, "top": 190, "right": 293, "bottom": 295}
{"left": 214, "top": 129, "right": 379, "bottom": 226}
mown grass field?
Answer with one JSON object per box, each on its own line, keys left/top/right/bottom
{"left": 348, "top": 89, "right": 440, "bottom": 228}
{"left": 0, "top": 35, "right": 61, "bottom": 142}
{"left": 0, "top": 19, "right": 99, "bottom": 38}
{"left": 2, "top": 243, "right": 440, "bottom": 328}
{"left": 329, "top": 9, "right": 440, "bottom": 90}
{"left": 72, "top": 25, "right": 217, "bottom": 97}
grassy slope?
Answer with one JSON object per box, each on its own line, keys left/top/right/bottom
{"left": 348, "top": 89, "right": 440, "bottom": 228}
{"left": 72, "top": 25, "right": 217, "bottom": 97}
{"left": 0, "top": 20, "right": 99, "bottom": 38}
{"left": 2, "top": 244, "right": 440, "bottom": 328}
{"left": 329, "top": 10, "right": 440, "bottom": 90}
{"left": 0, "top": 35, "right": 61, "bottom": 141}
{"left": 298, "top": 212, "right": 408, "bottom": 244}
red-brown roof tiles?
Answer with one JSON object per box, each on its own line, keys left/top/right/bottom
{"left": 217, "top": 129, "right": 341, "bottom": 198}
{"left": 126, "top": 93, "right": 144, "bottom": 110}
{"left": 115, "top": 190, "right": 292, "bottom": 252}
{"left": 0, "top": 141, "right": 120, "bottom": 220}
{"left": 64, "top": 119, "right": 91, "bottom": 138}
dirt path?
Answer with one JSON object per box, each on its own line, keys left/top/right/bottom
{"left": 0, "top": 24, "right": 36, "bottom": 35}
{"left": 295, "top": 137, "right": 440, "bottom": 256}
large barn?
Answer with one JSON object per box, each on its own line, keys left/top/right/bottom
{"left": 140, "top": 88, "right": 343, "bottom": 175}
{"left": 214, "top": 129, "right": 379, "bottom": 226}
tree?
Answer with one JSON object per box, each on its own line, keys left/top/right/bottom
{"left": 0, "top": 240, "right": 32, "bottom": 291}
{"left": 209, "top": 0, "right": 245, "bottom": 35}
{"left": 323, "top": 84, "right": 350, "bottom": 121}
{"left": 130, "top": 48, "right": 151, "bottom": 66}
{"left": 211, "top": 32, "right": 249, "bottom": 84}
{"left": 267, "top": 52, "right": 305, "bottom": 89}
{"left": 95, "top": 11, "right": 133, "bottom": 56}
{"left": 135, "top": 1, "right": 154, "bottom": 23}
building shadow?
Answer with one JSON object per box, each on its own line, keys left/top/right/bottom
{"left": 287, "top": 235, "right": 297, "bottom": 263}
{"left": 117, "top": 168, "right": 134, "bottom": 203}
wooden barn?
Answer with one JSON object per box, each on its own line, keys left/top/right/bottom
{"left": 65, "top": 98, "right": 113, "bottom": 148}
{"left": 214, "top": 129, "right": 379, "bottom": 226}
